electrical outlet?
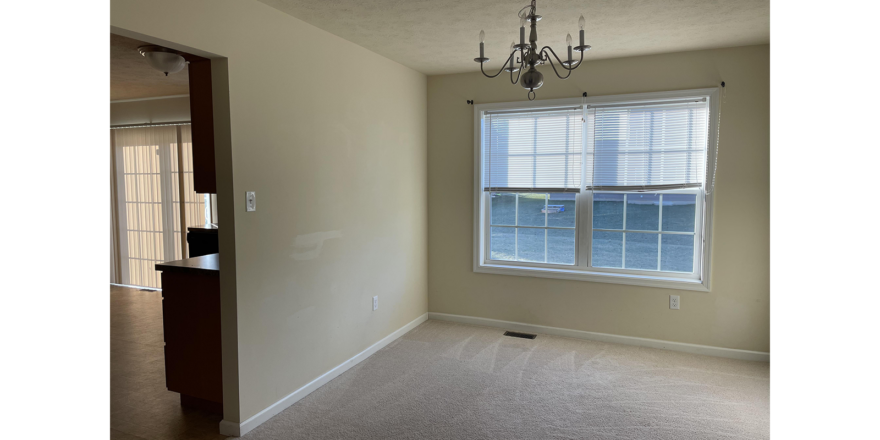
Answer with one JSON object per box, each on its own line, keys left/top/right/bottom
{"left": 669, "top": 295, "right": 680, "bottom": 310}
{"left": 372, "top": 296, "right": 378, "bottom": 311}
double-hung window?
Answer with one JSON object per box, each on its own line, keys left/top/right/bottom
{"left": 474, "top": 89, "right": 719, "bottom": 291}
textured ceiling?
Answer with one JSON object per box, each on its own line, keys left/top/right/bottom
{"left": 111, "top": 34, "right": 189, "bottom": 101}
{"left": 256, "top": 0, "right": 769, "bottom": 75}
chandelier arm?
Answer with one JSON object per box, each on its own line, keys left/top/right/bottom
{"left": 543, "top": 54, "right": 574, "bottom": 80}
{"left": 509, "top": 55, "right": 524, "bottom": 85}
{"left": 480, "top": 51, "right": 518, "bottom": 78}
{"left": 540, "top": 46, "right": 584, "bottom": 73}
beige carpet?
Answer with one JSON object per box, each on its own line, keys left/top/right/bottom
{"left": 242, "top": 320, "right": 769, "bottom": 439}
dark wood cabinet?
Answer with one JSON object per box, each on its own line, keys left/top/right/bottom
{"left": 156, "top": 254, "right": 222, "bottom": 414}
{"left": 187, "top": 58, "right": 217, "bottom": 194}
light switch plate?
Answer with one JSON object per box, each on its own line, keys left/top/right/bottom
{"left": 246, "top": 192, "right": 256, "bottom": 212}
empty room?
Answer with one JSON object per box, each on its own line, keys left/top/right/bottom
{"left": 108, "top": 0, "right": 772, "bottom": 440}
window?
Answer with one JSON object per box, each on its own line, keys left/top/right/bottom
{"left": 474, "top": 89, "right": 719, "bottom": 291}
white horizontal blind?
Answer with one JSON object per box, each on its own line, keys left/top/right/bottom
{"left": 483, "top": 107, "right": 583, "bottom": 193}
{"left": 586, "top": 100, "right": 709, "bottom": 191}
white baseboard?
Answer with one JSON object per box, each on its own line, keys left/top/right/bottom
{"left": 428, "top": 312, "right": 769, "bottom": 363}
{"left": 218, "top": 420, "right": 240, "bottom": 437}
{"left": 219, "top": 313, "right": 429, "bottom": 437}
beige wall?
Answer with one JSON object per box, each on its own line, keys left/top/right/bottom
{"left": 112, "top": 0, "right": 428, "bottom": 423}
{"left": 428, "top": 45, "right": 769, "bottom": 353}
{"left": 110, "top": 96, "right": 190, "bottom": 126}
{"left": 110, "top": 0, "right": 763, "bottom": 423}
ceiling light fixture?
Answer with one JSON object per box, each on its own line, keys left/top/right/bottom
{"left": 137, "top": 45, "right": 187, "bottom": 76}
{"left": 475, "top": 0, "right": 590, "bottom": 100}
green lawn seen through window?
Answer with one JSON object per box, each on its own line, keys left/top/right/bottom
{"left": 489, "top": 192, "right": 697, "bottom": 273}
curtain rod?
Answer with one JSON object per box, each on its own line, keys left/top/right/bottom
{"left": 485, "top": 106, "right": 583, "bottom": 115}
{"left": 587, "top": 98, "right": 706, "bottom": 109}
{"left": 110, "top": 121, "right": 192, "bottom": 130}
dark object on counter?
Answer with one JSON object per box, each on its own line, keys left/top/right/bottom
{"left": 187, "top": 225, "right": 218, "bottom": 258}
{"left": 155, "top": 254, "right": 222, "bottom": 415}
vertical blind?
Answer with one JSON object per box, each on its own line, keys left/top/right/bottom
{"left": 585, "top": 99, "right": 709, "bottom": 191}
{"left": 170, "top": 125, "right": 207, "bottom": 263}
{"left": 482, "top": 107, "right": 583, "bottom": 192}
{"left": 110, "top": 131, "right": 121, "bottom": 284}
{"left": 111, "top": 124, "right": 207, "bottom": 289}
{"left": 114, "top": 126, "right": 177, "bottom": 289}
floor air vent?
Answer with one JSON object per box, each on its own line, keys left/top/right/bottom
{"left": 504, "top": 331, "right": 537, "bottom": 340}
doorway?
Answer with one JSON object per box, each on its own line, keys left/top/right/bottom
{"left": 110, "top": 31, "right": 230, "bottom": 439}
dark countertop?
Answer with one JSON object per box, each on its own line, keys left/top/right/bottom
{"left": 156, "top": 253, "right": 219, "bottom": 274}
{"left": 188, "top": 225, "right": 219, "bottom": 234}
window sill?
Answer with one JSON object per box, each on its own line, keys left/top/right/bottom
{"left": 474, "top": 263, "right": 709, "bottom": 292}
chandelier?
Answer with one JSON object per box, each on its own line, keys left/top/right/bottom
{"left": 474, "top": 0, "right": 590, "bottom": 100}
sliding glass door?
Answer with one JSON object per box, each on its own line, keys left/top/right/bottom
{"left": 111, "top": 124, "right": 207, "bottom": 289}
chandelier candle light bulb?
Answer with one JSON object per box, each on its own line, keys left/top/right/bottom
{"left": 474, "top": 0, "right": 589, "bottom": 100}
{"left": 579, "top": 15, "right": 586, "bottom": 46}
{"left": 566, "top": 33, "right": 573, "bottom": 62}
{"left": 475, "top": 30, "right": 490, "bottom": 63}
{"left": 505, "top": 41, "right": 521, "bottom": 73}
{"left": 510, "top": 42, "right": 516, "bottom": 70}
{"left": 575, "top": 14, "right": 591, "bottom": 53}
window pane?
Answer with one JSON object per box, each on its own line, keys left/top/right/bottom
{"left": 625, "top": 232, "right": 659, "bottom": 270}
{"left": 593, "top": 193, "right": 624, "bottom": 229}
{"left": 661, "top": 193, "right": 697, "bottom": 232}
{"left": 626, "top": 193, "right": 660, "bottom": 231}
{"left": 661, "top": 234, "right": 694, "bottom": 273}
{"left": 547, "top": 229, "right": 575, "bottom": 265}
{"left": 517, "top": 194, "right": 547, "bottom": 227}
{"left": 547, "top": 193, "right": 576, "bottom": 227}
{"left": 490, "top": 193, "right": 516, "bottom": 226}
{"left": 592, "top": 231, "right": 623, "bottom": 268}
{"left": 490, "top": 227, "right": 515, "bottom": 261}
{"left": 517, "top": 228, "right": 545, "bottom": 262}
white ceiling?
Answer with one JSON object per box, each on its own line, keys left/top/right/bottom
{"left": 111, "top": 34, "right": 189, "bottom": 101}
{"left": 256, "top": 0, "right": 770, "bottom": 76}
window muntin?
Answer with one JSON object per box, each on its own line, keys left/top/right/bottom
{"left": 489, "top": 192, "right": 576, "bottom": 265}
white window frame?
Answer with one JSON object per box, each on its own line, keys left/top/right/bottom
{"left": 473, "top": 88, "right": 719, "bottom": 292}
